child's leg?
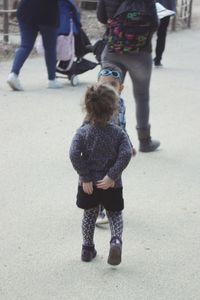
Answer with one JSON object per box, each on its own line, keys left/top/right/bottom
{"left": 106, "top": 210, "right": 123, "bottom": 265}
{"left": 82, "top": 206, "right": 99, "bottom": 246}
{"left": 81, "top": 206, "right": 99, "bottom": 262}
{"left": 106, "top": 210, "right": 123, "bottom": 241}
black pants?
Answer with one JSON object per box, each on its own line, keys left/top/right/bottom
{"left": 155, "top": 16, "right": 171, "bottom": 63}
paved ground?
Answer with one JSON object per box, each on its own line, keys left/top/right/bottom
{"left": 0, "top": 25, "right": 200, "bottom": 300}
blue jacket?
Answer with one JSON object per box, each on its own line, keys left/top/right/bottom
{"left": 58, "top": 0, "right": 81, "bottom": 35}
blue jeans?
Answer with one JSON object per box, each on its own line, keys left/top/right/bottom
{"left": 11, "top": 20, "right": 58, "bottom": 80}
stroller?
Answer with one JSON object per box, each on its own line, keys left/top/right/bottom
{"left": 56, "top": 0, "right": 99, "bottom": 86}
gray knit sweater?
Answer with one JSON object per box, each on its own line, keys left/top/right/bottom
{"left": 69, "top": 123, "right": 132, "bottom": 188}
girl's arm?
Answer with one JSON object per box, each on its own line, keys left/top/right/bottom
{"left": 107, "top": 130, "right": 132, "bottom": 182}
{"left": 69, "top": 129, "right": 91, "bottom": 182}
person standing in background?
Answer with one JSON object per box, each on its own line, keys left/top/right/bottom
{"left": 7, "top": 0, "right": 62, "bottom": 91}
{"left": 97, "top": 0, "right": 161, "bottom": 153}
{"left": 154, "top": 0, "right": 176, "bottom": 67}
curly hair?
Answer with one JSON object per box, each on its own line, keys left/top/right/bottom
{"left": 84, "top": 83, "right": 119, "bottom": 127}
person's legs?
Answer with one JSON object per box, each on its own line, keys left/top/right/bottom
{"left": 128, "top": 52, "right": 152, "bottom": 129}
{"left": 81, "top": 206, "right": 99, "bottom": 262}
{"left": 127, "top": 52, "right": 160, "bottom": 152}
{"left": 102, "top": 47, "right": 150, "bottom": 129}
{"left": 106, "top": 210, "right": 123, "bottom": 265}
{"left": 101, "top": 47, "right": 160, "bottom": 152}
{"left": 39, "top": 25, "right": 57, "bottom": 80}
{"left": 82, "top": 206, "right": 99, "bottom": 246}
{"left": 11, "top": 20, "right": 38, "bottom": 75}
{"left": 155, "top": 16, "right": 170, "bottom": 65}
{"left": 107, "top": 210, "right": 123, "bottom": 241}
{"left": 7, "top": 20, "right": 38, "bottom": 91}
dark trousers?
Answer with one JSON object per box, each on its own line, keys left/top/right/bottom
{"left": 155, "top": 16, "right": 170, "bottom": 63}
{"left": 11, "top": 20, "right": 58, "bottom": 80}
{"left": 102, "top": 46, "right": 152, "bottom": 129}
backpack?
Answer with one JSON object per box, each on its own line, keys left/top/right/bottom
{"left": 107, "top": 0, "right": 154, "bottom": 54}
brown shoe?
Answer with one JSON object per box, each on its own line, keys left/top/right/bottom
{"left": 107, "top": 237, "right": 122, "bottom": 266}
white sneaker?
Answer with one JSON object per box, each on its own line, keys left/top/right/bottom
{"left": 48, "top": 79, "right": 62, "bottom": 89}
{"left": 7, "top": 72, "right": 23, "bottom": 91}
{"left": 96, "top": 212, "right": 109, "bottom": 226}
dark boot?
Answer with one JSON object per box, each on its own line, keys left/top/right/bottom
{"left": 154, "top": 58, "right": 163, "bottom": 67}
{"left": 107, "top": 237, "right": 122, "bottom": 266}
{"left": 137, "top": 126, "right": 160, "bottom": 153}
{"left": 81, "top": 245, "right": 97, "bottom": 262}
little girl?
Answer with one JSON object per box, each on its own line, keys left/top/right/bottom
{"left": 69, "top": 83, "right": 132, "bottom": 265}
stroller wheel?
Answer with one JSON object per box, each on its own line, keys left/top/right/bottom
{"left": 70, "top": 75, "right": 79, "bottom": 86}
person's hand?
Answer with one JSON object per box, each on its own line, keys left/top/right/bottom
{"left": 82, "top": 182, "right": 93, "bottom": 194}
{"left": 96, "top": 175, "right": 115, "bottom": 190}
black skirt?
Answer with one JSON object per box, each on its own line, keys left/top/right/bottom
{"left": 77, "top": 186, "right": 124, "bottom": 211}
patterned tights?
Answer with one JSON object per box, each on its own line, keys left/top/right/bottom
{"left": 82, "top": 206, "right": 123, "bottom": 246}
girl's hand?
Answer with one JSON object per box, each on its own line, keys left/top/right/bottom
{"left": 96, "top": 175, "right": 115, "bottom": 190}
{"left": 82, "top": 182, "right": 93, "bottom": 194}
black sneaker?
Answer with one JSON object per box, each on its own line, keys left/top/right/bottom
{"left": 154, "top": 58, "right": 163, "bottom": 67}
{"left": 107, "top": 237, "right": 122, "bottom": 266}
{"left": 81, "top": 245, "right": 97, "bottom": 262}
